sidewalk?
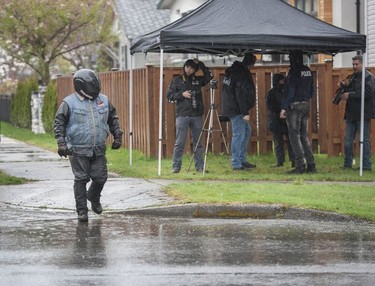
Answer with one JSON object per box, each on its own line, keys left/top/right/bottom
{"left": 0, "top": 136, "right": 173, "bottom": 212}
{"left": 0, "top": 136, "right": 369, "bottom": 222}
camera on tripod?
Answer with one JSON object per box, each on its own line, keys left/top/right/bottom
{"left": 189, "top": 90, "right": 198, "bottom": 109}
{"left": 210, "top": 79, "right": 218, "bottom": 89}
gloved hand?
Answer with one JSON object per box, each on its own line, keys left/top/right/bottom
{"left": 111, "top": 137, "right": 122, "bottom": 149}
{"left": 57, "top": 144, "right": 70, "bottom": 157}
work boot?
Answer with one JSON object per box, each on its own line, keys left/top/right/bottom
{"left": 87, "top": 181, "right": 104, "bottom": 214}
{"left": 77, "top": 212, "right": 88, "bottom": 222}
{"left": 172, "top": 168, "right": 180, "bottom": 174}
{"left": 90, "top": 201, "right": 103, "bottom": 214}
{"left": 306, "top": 163, "right": 317, "bottom": 173}
{"left": 272, "top": 162, "right": 283, "bottom": 168}
{"left": 242, "top": 161, "right": 256, "bottom": 169}
{"left": 287, "top": 165, "right": 306, "bottom": 174}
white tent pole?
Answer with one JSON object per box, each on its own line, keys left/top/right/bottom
{"left": 359, "top": 51, "right": 366, "bottom": 177}
{"left": 359, "top": 0, "right": 368, "bottom": 177}
{"left": 129, "top": 50, "right": 133, "bottom": 166}
{"left": 158, "top": 49, "right": 164, "bottom": 176}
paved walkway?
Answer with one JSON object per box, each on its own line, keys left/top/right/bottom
{"left": 0, "top": 136, "right": 173, "bottom": 212}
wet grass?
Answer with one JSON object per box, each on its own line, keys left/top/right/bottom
{"left": 165, "top": 182, "right": 375, "bottom": 221}
{"left": 2, "top": 121, "right": 374, "bottom": 182}
{"left": 0, "top": 170, "right": 28, "bottom": 185}
{"left": 1, "top": 121, "right": 375, "bottom": 221}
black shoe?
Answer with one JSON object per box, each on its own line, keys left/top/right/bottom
{"left": 306, "top": 163, "right": 317, "bottom": 173}
{"left": 90, "top": 202, "right": 103, "bottom": 214}
{"left": 78, "top": 212, "right": 88, "bottom": 222}
{"left": 291, "top": 161, "right": 296, "bottom": 168}
{"left": 196, "top": 168, "right": 209, "bottom": 173}
{"left": 272, "top": 162, "right": 283, "bottom": 168}
{"left": 242, "top": 162, "right": 256, "bottom": 169}
{"left": 287, "top": 166, "right": 306, "bottom": 174}
{"left": 233, "top": 166, "right": 252, "bottom": 171}
{"left": 341, "top": 165, "right": 352, "bottom": 170}
{"left": 172, "top": 168, "right": 180, "bottom": 174}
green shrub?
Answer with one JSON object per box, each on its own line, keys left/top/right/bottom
{"left": 42, "top": 81, "right": 57, "bottom": 134}
{"left": 11, "top": 78, "right": 38, "bottom": 129}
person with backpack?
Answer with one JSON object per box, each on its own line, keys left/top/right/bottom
{"left": 221, "top": 53, "right": 257, "bottom": 171}
{"left": 339, "top": 55, "right": 375, "bottom": 171}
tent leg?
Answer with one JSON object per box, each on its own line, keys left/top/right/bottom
{"left": 359, "top": 51, "right": 366, "bottom": 177}
{"left": 129, "top": 51, "right": 133, "bottom": 166}
{"left": 158, "top": 49, "right": 164, "bottom": 176}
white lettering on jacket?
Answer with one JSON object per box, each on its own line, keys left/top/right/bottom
{"left": 301, "top": 71, "right": 312, "bottom": 77}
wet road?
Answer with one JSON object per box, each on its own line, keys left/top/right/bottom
{"left": 1, "top": 205, "right": 375, "bottom": 286}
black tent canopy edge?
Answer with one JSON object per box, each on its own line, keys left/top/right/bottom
{"left": 130, "top": 0, "right": 366, "bottom": 56}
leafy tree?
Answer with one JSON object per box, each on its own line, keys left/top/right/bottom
{"left": 0, "top": 0, "right": 115, "bottom": 85}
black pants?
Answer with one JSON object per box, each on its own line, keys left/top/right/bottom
{"left": 272, "top": 127, "right": 295, "bottom": 165}
{"left": 69, "top": 155, "right": 108, "bottom": 214}
{"left": 286, "top": 102, "right": 315, "bottom": 168}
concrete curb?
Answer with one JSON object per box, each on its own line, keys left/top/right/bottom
{"left": 117, "top": 203, "right": 370, "bottom": 223}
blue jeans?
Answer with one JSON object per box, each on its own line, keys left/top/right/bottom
{"left": 344, "top": 118, "right": 372, "bottom": 169}
{"left": 229, "top": 115, "right": 252, "bottom": 168}
{"left": 286, "top": 102, "right": 315, "bottom": 168}
{"left": 172, "top": 116, "right": 203, "bottom": 170}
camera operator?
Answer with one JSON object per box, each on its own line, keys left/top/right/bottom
{"left": 167, "top": 58, "right": 213, "bottom": 173}
{"left": 339, "top": 55, "right": 375, "bottom": 171}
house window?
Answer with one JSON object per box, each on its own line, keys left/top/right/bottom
{"left": 295, "top": 0, "right": 318, "bottom": 16}
{"left": 121, "top": 45, "right": 128, "bottom": 70}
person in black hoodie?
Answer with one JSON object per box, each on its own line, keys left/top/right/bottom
{"left": 167, "top": 59, "right": 213, "bottom": 173}
{"left": 266, "top": 73, "right": 295, "bottom": 167}
{"left": 221, "top": 53, "right": 256, "bottom": 170}
{"left": 280, "top": 51, "right": 316, "bottom": 174}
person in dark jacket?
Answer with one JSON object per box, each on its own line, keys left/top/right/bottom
{"left": 266, "top": 73, "right": 295, "bottom": 167}
{"left": 339, "top": 55, "right": 375, "bottom": 171}
{"left": 280, "top": 51, "right": 316, "bottom": 174}
{"left": 167, "top": 59, "right": 213, "bottom": 173}
{"left": 54, "top": 69, "right": 123, "bottom": 222}
{"left": 221, "top": 53, "right": 256, "bottom": 170}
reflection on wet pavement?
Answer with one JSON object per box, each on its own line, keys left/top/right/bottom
{"left": 1, "top": 206, "right": 375, "bottom": 286}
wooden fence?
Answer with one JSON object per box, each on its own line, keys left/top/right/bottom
{"left": 56, "top": 63, "right": 375, "bottom": 158}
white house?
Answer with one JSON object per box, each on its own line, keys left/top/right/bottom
{"left": 113, "top": 0, "right": 170, "bottom": 69}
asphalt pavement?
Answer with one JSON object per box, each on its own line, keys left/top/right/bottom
{"left": 0, "top": 135, "right": 370, "bottom": 223}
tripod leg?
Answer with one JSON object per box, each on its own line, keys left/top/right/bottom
{"left": 214, "top": 109, "right": 230, "bottom": 155}
{"left": 203, "top": 106, "right": 214, "bottom": 175}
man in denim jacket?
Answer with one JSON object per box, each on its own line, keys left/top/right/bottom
{"left": 54, "top": 69, "right": 123, "bottom": 222}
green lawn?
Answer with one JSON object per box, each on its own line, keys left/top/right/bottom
{"left": 1, "top": 121, "right": 375, "bottom": 221}
{"left": 165, "top": 181, "right": 375, "bottom": 221}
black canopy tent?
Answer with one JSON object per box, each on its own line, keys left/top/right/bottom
{"left": 129, "top": 0, "right": 367, "bottom": 175}
{"left": 131, "top": 0, "right": 366, "bottom": 55}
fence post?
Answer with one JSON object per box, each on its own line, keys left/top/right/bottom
{"left": 319, "top": 60, "right": 333, "bottom": 155}
{"left": 30, "top": 86, "right": 46, "bottom": 134}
